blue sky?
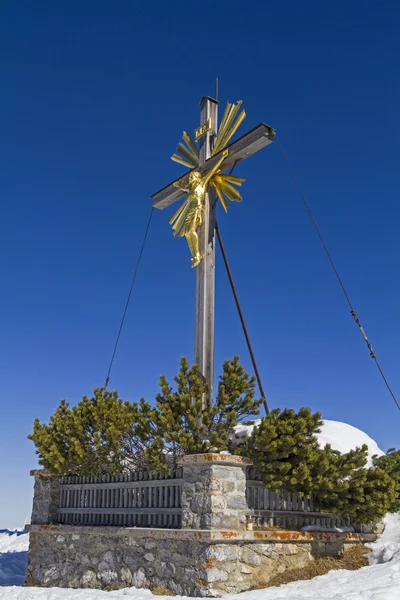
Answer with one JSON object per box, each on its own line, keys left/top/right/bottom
{"left": 1, "top": 1, "right": 399, "bottom": 527}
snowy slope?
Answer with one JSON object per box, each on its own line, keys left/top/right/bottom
{"left": 233, "top": 419, "right": 385, "bottom": 466}
{"left": 0, "top": 529, "right": 28, "bottom": 586}
{"left": 0, "top": 514, "right": 400, "bottom": 598}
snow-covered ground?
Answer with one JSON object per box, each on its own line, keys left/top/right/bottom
{"left": 0, "top": 529, "right": 28, "bottom": 586}
{"left": 233, "top": 419, "right": 385, "bottom": 466}
{"left": 1, "top": 513, "right": 399, "bottom": 599}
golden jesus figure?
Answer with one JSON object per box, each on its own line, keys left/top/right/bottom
{"left": 168, "top": 100, "right": 247, "bottom": 267}
{"left": 169, "top": 150, "right": 229, "bottom": 267}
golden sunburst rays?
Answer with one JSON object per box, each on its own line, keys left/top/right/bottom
{"left": 210, "top": 173, "right": 245, "bottom": 212}
{"left": 211, "top": 100, "right": 246, "bottom": 156}
{"left": 168, "top": 198, "right": 192, "bottom": 237}
{"left": 171, "top": 131, "right": 199, "bottom": 168}
{"left": 170, "top": 101, "right": 246, "bottom": 211}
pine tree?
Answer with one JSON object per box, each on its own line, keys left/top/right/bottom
{"left": 144, "top": 358, "right": 210, "bottom": 472}
{"left": 309, "top": 444, "right": 369, "bottom": 502}
{"left": 145, "top": 356, "right": 262, "bottom": 471}
{"left": 239, "top": 408, "right": 323, "bottom": 494}
{"left": 308, "top": 444, "right": 397, "bottom": 524}
{"left": 28, "top": 389, "right": 148, "bottom": 476}
{"left": 241, "top": 409, "right": 397, "bottom": 525}
{"left": 372, "top": 449, "right": 400, "bottom": 513}
{"left": 321, "top": 464, "right": 397, "bottom": 525}
{"left": 214, "top": 356, "right": 262, "bottom": 448}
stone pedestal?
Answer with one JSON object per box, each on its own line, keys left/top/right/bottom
{"left": 180, "top": 453, "right": 252, "bottom": 530}
{"left": 30, "top": 469, "right": 60, "bottom": 525}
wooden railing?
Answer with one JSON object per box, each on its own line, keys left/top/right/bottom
{"left": 57, "top": 466, "right": 350, "bottom": 531}
{"left": 58, "top": 469, "right": 183, "bottom": 528}
{"left": 246, "top": 468, "right": 349, "bottom": 530}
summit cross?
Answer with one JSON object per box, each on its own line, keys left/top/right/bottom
{"left": 152, "top": 96, "right": 275, "bottom": 402}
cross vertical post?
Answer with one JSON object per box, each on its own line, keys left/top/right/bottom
{"left": 195, "top": 96, "right": 218, "bottom": 406}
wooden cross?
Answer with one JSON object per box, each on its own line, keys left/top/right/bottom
{"left": 152, "top": 96, "right": 275, "bottom": 402}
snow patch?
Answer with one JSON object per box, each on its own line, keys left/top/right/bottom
{"left": 317, "top": 420, "right": 384, "bottom": 466}
{"left": 0, "top": 529, "right": 29, "bottom": 586}
{"left": 233, "top": 419, "right": 385, "bottom": 466}
{"left": 368, "top": 513, "right": 400, "bottom": 564}
{"left": 301, "top": 525, "right": 355, "bottom": 532}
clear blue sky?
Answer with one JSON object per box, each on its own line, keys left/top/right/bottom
{"left": 1, "top": 0, "right": 399, "bottom": 527}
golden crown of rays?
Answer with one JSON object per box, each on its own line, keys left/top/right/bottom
{"left": 171, "top": 101, "right": 246, "bottom": 212}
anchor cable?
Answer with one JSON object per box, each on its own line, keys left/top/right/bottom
{"left": 275, "top": 135, "right": 400, "bottom": 412}
{"left": 104, "top": 207, "right": 154, "bottom": 389}
{"left": 215, "top": 220, "right": 269, "bottom": 415}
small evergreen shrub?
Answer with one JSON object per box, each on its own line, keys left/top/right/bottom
{"left": 241, "top": 408, "right": 398, "bottom": 525}
{"left": 373, "top": 448, "right": 400, "bottom": 513}
{"left": 29, "top": 356, "right": 261, "bottom": 475}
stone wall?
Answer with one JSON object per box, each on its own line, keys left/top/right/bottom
{"left": 26, "top": 454, "right": 377, "bottom": 597}
{"left": 26, "top": 525, "right": 376, "bottom": 597}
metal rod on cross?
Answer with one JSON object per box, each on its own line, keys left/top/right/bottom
{"left": 152, "top": 94, "right": 275, "bottom": 408}
{"left": 215, "top": 220, "right": 269, "bottom": 414}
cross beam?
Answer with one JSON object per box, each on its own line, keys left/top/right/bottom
{"left": 152, "top": 122, "right": 276, "bottom": 210}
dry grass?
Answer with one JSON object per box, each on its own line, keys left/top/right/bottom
{"left": 253, "top": 524, "right": 286, "bottom": 531}
{"left": 263, "top": 545, "right": 371, "bottom": 589}
{"left": 151, "top": 584, "right": 176, "bottom": 596}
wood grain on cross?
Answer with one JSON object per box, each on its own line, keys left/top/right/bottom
{"left": 152, "top": 96, "right": 275, "bottom": 403}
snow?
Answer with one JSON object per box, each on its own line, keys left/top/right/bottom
{"left": 316, "top": 420, "right": 385, "bottom": 466}
{"left": 369, "top": 513, "right": 400, "bottom": 564}
{"left": 233, "top": 419, "right": 385, "bottom": 466}
{"left": 0, "top": 529, "right": 28, "bottom": 586}
{"left": 0, "top": 513, "right": 400, "bottom": 599}
{"left": 301, "top": 525, "right": 355, "bottom": 532}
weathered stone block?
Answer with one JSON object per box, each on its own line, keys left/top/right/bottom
{"left": 180, "top": 453, "right": 252, "bottom": 530}
{"left": 222, "top": 481, "right": 235, "bottom": 493}
{"left": 80, "top": 570, "right": 98, "bottom": 587}
{"left": 209, "top": 545, "right": 238, "bottom": 562}
{"left": 30, "top": 470, "right": 60, "bottom": 525}
{"left": 241, "top": 548, "right": 262, "bottom": 566}
{"left": 226, "top": 495, "right": 248, "bottom": 510}
{"left": 205, "top": 568, "right": 229, "bottom": 583}
{"left": 132, "top": 567, "right": 147, "bottom": 588}
{"left": 144, "top": 553, "right": 155, "bottom": 562}
{"left": 120, "top": 567, "right": 132, "bottom": 586}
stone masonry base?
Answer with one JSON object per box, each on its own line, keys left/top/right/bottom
{"left": 25, "top": 525, "right": 376, "bottom": 597}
